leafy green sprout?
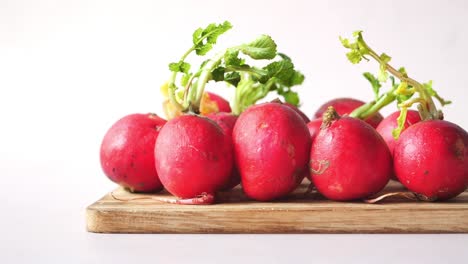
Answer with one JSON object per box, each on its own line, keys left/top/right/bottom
{"left": 341, "top": 31, "right": 451, "bottom": 138}
{"left": 166, "top": 21, "right": 304, "bottom": 115}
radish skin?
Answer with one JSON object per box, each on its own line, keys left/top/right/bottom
{"left": 376, "top": 110, "right": 421, "bottom": 154}
{"left": 394, "top": 120, "right": 468, "bottom": 200}
{"left": 284, "top": 102, "right": 310, "bottom": 123}
{"left": 100, "top": 113, "right": 166, "bottom": 192}
{"left": 155, "top": 115, "right": 233, "bottom": 199}
{"left": 307, "top": 118, "right": 322, "bottom": 142}
{"left": 206, "top": 112, "right": 240, "bottom": 190}
{"left": 206, "top": 92, "right": 231, "bottom": 113}
{"left": 310, "top": 107, "right": 392, "bottom": 201}
{"left": 233, "top": 103, "right": 311, "bottom": 201}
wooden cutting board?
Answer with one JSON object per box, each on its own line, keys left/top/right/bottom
{"left": 86, "top": 181, "right": 468, "bottom": 233}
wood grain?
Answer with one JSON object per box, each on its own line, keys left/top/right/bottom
{"left": 86, "top": 182, "right": 468, "bottom": 233}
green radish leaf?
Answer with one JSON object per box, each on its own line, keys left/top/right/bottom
{"left": 424, "top": 80, "right": 436, "bottom": 97}
{"left": 346, "top": 50, "right": 363, "bottom": 64}
{"left": 180, "top": 73, "right": 191, "bottom": 86}
{"left": 192, "top": 21, "right": 232, "bottom": 56}
{"left": 398, "top": 67, "right": 408, "bottom": 77}
{"left": 392, "top": 107, "right": 408, "bottom": 139}
{"left": 282, "top": 90, "right": 300, "bottom": 106}
{"left": 378, "top": 53, "right": 391, "bottom": 82}
{"left": 340, "top": 31, "right": 371, "bottom": 64}
{"left": 211, "top": 67, "right": 225, "bottom": 82}
{"left": 278, "top": 52, "right": 291, "bottom": 61}
{"left": 168, "top": 22, "right": 304, "bottom": 116}
{"left": 240, "top": 35, "right": 277, "bottom": 60}
{"left": 169, "top": 61, "right": 191, "bottom": 73}
{"left": 423, "top": 80, "right": 452, "bottom": 106}
{"left": 225, "top": 72, "right": 241, "bottom": 87}
{"left": 342, "top": 30, "right": 448, "bottom": 124}
{"left": 290, "top": 71, "right": 305, "bottom": 86}
{"left": 389, "top": 76, "right": 396, "bottom": 88}
{"left": 363, "top": 72, "right": 382, "bottom": 99}
{"left": 264, "top": 60, "right": 294, "bottom": 83}
{"left": 224, "top": 49, "right": 244, "bottom": 67}
{"left": 339, "top": 36, "right": 352, "bottom": 49}
{"left": 394, "top": 81, "right": 415, "bottom": 104}
{"left": 263, "top": 56, "right": 303, "bottom": 87}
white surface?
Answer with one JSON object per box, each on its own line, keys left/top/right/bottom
{"left": 1, "top": 0, "right": 468, "bottom": 263}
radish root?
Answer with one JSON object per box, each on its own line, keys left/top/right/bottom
{"left": 110, "top": 191, "right": 215, "bottom": 205}
{"left": 364, "top": 191, "right": 435, "bottom": 203}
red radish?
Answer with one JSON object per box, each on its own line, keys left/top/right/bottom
{"left": 376, "top": 110, "right": 421, "bottom": 154}
{"left": 304, "top": 118, "right": 323, "bottom": 182}
{"left": 284, "top": 102, "right": 310, "bottom": 123}
{"left": 155, "top": 115, "right": 233, "bottom": 199}
{"left": 206, "top": 112, "right": 240, "bottom": 190}
{"left": 394, "top": 120, "right": 468, "bottom": 200}
{"left": 233, "top": 103, "right": 311, "bottom": 201}
{"left": 205, "top": 92, "right": 231, "bottom": 113}
{"left": 310, "top": 107, "right": 392, "bottom": 201}
{"left": 315, "top": 97, "right": 383, "bottom": 128}
{"left": 341, "top": 30, "right": 464, "bottom": 202}
{"left": 374, "top": 110, "right": 421, "bottom": 181}
{"left": 100, "top": 113, "right": 166, "bottom": 192}
{"left": 270, "top": 99, "right": 310, "bottom": 123}
{"left": 155, "top": 22, "right": 305, "bottom": 203}
{"left": 163, "top": 92, "right": 230, "bottom": 120}
{"left": 273, "top": 100, "right": 312, "bottom": 184}
{"left": 307, "top": 118, "right": 322, "bottom": 141}
{"left": 206, "top": 112, "right": 237, "bottom": 135}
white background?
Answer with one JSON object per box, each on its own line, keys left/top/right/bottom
{"left": 1, "top": 0, "right": 468, "bottom": 263}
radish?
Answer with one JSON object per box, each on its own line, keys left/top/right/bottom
{"left": 307, "top": 118, "right": 322, "bottom": 141}
{"left": 375, "top": 110, "right": 421, "bottom": 181}
{"left": 270, "top": 99, "right": 310, "bottom": 123}
{"left": 303, "top": 118, "right": 323, "bottom": 183}
{"left": 155, "top": 115, "right": 233, "bottom": 199}
{"left": 284, "top": 102, "right": 310, "bottom": 123}
{"left": 342, "top": 30, "right": 464, "bottom": 201}
{"left": 310, "top": 106, "right": 392, "bottom": 201}
{"left": 206, "top": 112, "right": 240, "bottom": 190}
{"left": 376, "top": 110, "right": 421, "bottom": 154}
{"left": 314, "top": 98, "right": 383, "bottom": 128}
{"left": 277, "top": 100, "right": 312, "bottom": 184}
{"left": 394, "top": 120, "right": 468, "bottom": 200}
{"left": 162, "top": 90, "right": 230, "bottom": 119}
{"left": 155, "top": 21, "right": 304, "bottom": 203}
{"left": 203, "top": 92, "right": 231, "bottom": 113}
{"left": 100, "top": 113, "right": 166, "bottom": 192}
{"left": 233, "top": 103, "right": 311, "bottom": 201}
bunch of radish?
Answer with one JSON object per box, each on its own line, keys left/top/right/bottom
{"left": 99, "top": 22, "right": 467, "bottom": 205}
{"left": 336, "top": 31, "right": 467, "bottom": 201}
